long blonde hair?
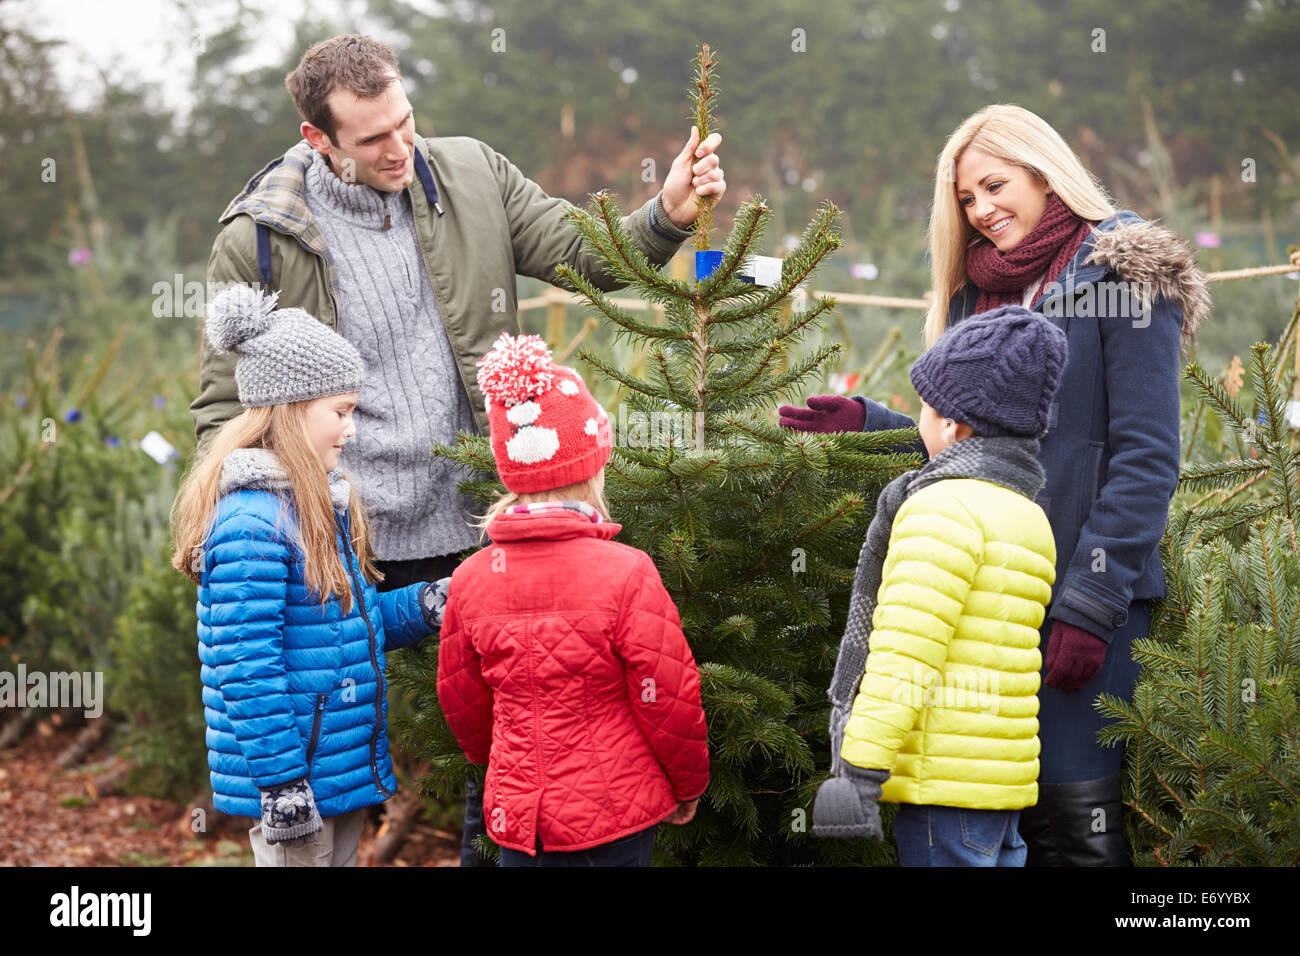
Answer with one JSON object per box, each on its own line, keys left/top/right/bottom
{"left": 171, "top": 401, "right": 381, "bottom": 614}
{"left": 472, "top": 472, "right": 611, "bottom": 544}
{"left": 924, "top": 104, "right": 1117, "bottom": 347}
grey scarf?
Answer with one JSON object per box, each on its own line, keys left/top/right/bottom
{"left": 826, "top": 436, "right": 1045, "bottom": 774}
{"left": 219, "top": 447, "right": 353, "bottom": 514}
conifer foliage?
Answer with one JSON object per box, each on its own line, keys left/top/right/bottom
{"left": 1098, "top": 342, "right": 1300, "bottom": 865}
{"left": 391, "top": 45, "right": 914, "bottom": 865}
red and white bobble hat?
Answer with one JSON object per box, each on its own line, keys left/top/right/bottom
{"left": 476, "top": 332, "right": 612, "bottom": 494}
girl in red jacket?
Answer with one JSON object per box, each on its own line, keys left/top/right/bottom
{"left": 437, "top": 333, "right": 710, "bottom": 867}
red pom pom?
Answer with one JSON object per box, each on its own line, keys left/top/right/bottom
{"left": 476, "top": 333, "right": 556, "bottom": 407}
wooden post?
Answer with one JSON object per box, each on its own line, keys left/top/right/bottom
{"left": 777, "top": 297, "right": 792, "bottom": 373}
{"left": 545, "top": 286, "right": 567, "bottom": 348}
{"left": 65, "top": 111, "right": 106, "bottom": 303}
{"left": 1209, "top": 174, "right": 1222, "bottom": 272}
{"left": 664, "top": 253, "right": 690, "bottom": 325}
{"left": 671, "top": 253, "right": 689, "bottom": 281}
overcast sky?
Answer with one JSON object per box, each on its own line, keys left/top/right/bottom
{"left": 9, "top": 0, "right": 400, "bottom": 114}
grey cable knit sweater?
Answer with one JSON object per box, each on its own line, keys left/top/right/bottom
{"left": 304, "top": 150, "right": 480, "bottom": 561}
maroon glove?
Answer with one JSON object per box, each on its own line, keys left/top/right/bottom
{"left": 778, "top": 394, "right": 866, "bottom": 433}
{"left": 1043, "top": 621, "right": 1108, "bottom": 691}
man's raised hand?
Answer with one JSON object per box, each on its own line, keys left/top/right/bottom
{"left": 662, "top": 125, "right": 725, "bottom": 229}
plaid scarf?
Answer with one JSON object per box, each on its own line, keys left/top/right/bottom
{"left": 505, "top": 499, "right": 603, "bottom": 523}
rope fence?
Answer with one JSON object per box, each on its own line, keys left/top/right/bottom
{"left": 522, "top": 249, "right": 1300, "bottom": 320}
{"left": 521, "top": 248, "right": 1300, "bottom": 394}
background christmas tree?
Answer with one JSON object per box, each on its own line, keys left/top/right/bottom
{"left": 390, "top": 45, "right": 916, "bottom": 865}
{"left": 1098, "top": 329, "right": 1300, "bottom": 865}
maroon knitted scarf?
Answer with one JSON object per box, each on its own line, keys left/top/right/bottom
{"left": 965, "top": 193, "right": 1093, "bottom": 311}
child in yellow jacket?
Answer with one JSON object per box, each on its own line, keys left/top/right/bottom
{"left": 813, "top": 306, "right": 1067, "bottom": 866}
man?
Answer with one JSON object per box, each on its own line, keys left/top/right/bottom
{"left": 190, "top": 34, "right": 725, "bottom": 866}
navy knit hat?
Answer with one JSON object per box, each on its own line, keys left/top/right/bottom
{"left": 910, "top": 305, "right": 1068, "bottom": 438}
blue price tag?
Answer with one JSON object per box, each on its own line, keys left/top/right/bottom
{"left": 695, "top": 250, "right": 724, "bottom": 281}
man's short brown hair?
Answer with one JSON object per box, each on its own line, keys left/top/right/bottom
{"left": 285, "top": 35, "right": 401, "bottom": 143}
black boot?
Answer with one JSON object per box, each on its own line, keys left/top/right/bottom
{"left": 1019, "top": 776, "right": 1131, "bottom": 866}
{"left": 1018, "top": 797, "right": 1063, "bottom": 867}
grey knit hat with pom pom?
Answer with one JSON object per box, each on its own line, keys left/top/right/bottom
{"left": 204, "top": 285, "right": 365, "bottom": 407}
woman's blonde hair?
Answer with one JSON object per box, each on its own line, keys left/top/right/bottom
{"left": 924, "top": 103, "right": 1117, "bottom": 347}
{"left": 171, "top": 401, "right": 380, "bottom": 614}
{"left": 472, "top": 471, "right": 611, "bottom": 544}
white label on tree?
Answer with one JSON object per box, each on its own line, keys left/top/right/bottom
{"left": 140, "top": 430, "right": 176, "bottom": 465}
{"left": 742, "top": 255, "right": 783, "bottom": 287}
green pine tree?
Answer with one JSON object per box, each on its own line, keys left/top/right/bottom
{"left": 109, "top": 543, "right": 208, "bottom": 802}
{"left": 2, "top": 329, "right": 183, "bottom": 704}
{"left": 1097, "top": 340, "right": 1300, "bottom": 865}
{"left": 390, "top": 45, "right": 917, "bottom": 865}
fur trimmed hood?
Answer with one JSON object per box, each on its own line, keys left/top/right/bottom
{"left": 219, "top": 446, "right": 352, "bottom": 514}
{"left": 1084, "top": 214, "right": 1213, "bottom": 352}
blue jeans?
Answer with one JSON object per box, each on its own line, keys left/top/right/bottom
{"left": 893, "top": 804, "right": 1027, "bottom": 867}
{"left": 498, "top": 825, "right": 657, "bottom": 867}
{"left": 460, "top": 779, "right": 494, "bottom": 867}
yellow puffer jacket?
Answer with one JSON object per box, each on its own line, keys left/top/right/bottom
{"left": 840, "top": 477, "right": 1056, "bottom": 810}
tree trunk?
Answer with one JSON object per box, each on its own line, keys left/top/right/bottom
{"left": 85, "top": 757, "right": 135, "bottom": 799}
{"left": 0, "top": 708, "right": 38, "bottom": 749}
{"left": 178, "top": 790, "right": 238, "bottom": 838}
{"left": 54, "top": 718, "right": 109, "bottom": 769}
{"left": 370, "top": 791, "right": 424, "bottom": 864}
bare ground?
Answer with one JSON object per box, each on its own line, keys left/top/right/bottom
{"left": 0, "top": 721, "right": 462, "bottom": 867}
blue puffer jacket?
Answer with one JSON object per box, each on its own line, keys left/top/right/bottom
{"left": 857, "top": 211, "right": 1211, "bottom": 643}
{"left": 196, "top": 448, "right": 432, "bottom": 819}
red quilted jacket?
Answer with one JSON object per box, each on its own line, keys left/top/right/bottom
{"left": 437, "top": 509, "right": 710, "bottom": 856}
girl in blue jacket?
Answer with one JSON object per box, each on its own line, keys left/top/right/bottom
{"left": 172, "top": 285, "right": 449, "bottom": 866}
{"left": 782, "top": 104, "right": 1210, "bottom": 866}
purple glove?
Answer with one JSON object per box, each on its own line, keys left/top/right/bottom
{"left": 778, "top": 394, "right": 866, "bottom": 433}
{"left": 1044, "top": 621, "right": 1108, "bottom": 691}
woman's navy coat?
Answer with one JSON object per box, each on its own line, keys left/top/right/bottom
{"left": 859, "top": 211, "right": 1210, "bottom": 643}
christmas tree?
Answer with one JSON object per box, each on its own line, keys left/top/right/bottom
{"left": 1097, "top": 340, "right": 1300, "bottom": 865}
{"left": 391, "top": 45, "right": 916, "bottom": 865}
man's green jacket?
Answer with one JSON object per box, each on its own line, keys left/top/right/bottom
{"left": 191, "top": 133, "right": 693, "bottom": 452}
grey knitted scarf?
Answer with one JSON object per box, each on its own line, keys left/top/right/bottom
{"left": 219, "top": 447, "right": 353, "bottom": 514}
{"left": 826, "top": 436, "right": 1045, "bottom": 774}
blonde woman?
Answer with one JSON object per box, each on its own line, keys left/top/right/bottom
{"left": 173, "top": 286, "right": 449, "bottom": 866}
{"left": 781, "top": 104, "right": 1210, "bottom": 866}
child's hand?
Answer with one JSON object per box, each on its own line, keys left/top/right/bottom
{"left": 812, "top": 765, "right": 889, "bottom": 841}
{"left": 419, "top": 577, "right": 451, "bottom": 631}
{"left": 259, "top": 778, "right": 323, "bottom": 846}
{"left": 664, "top": 799, "right": 698, "bottom": 825}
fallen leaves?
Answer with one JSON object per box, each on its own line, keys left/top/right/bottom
{"left": 0, "top": 723, "right": 463, "bottom": 867}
